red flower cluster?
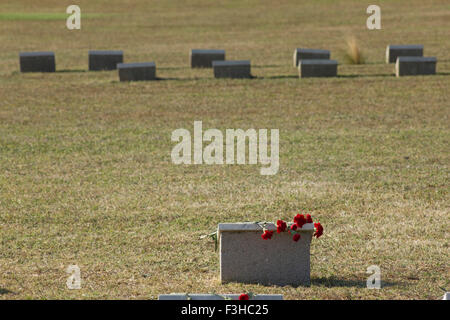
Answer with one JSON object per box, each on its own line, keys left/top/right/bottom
{"left": 260, "top": 213, "right": 323, "bottom": 242}
{"left": 314, "top": 222, "right": 323, "bottom": 238}
{"left": 261, "top": 230, "right": 274, "bottom": 240}
{"left": 294, "top": 214, "right": 307, "bottom": 228}
{"left": 276, "top": 220, "right": 287, "bottom": 233}
{"left": 239, "top": 293, "right": 249, "bottom": 300}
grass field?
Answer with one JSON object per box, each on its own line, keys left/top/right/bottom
{"left": 0, "top": 0, "right": 449, "bottom": 300}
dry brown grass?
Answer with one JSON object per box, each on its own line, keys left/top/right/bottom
{"left": 0, "top": 0, "right": 449, "bottom": 300}
{"left": 344, "top": 36, "right": 365, "bottom": 64}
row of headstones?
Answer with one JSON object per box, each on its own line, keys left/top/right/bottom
{"left": 294, "top": 45, "right": 437, "bottom": 77}
{"left": 19, "top": 45, "right": 437, "bottom": 80}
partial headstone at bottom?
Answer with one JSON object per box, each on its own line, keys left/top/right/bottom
{"left": 158, "top": 294, "right": 283, "bottom": 300}
{"left": 395, "top": 57, "right": 437, "bottom": 77}
{"left": 443, "top": 292, "right": 449, "bottom": 300}
{"left": 299, "top": 59, "right": 338, "bottom": 78}
{"left": 212, "top": 60, "right": 251, "bottom": 79}
{"left": 89, "top": 50, "right": 123, "bottom": 71}
{"left": 19, "top": 51, "right": 55, "bottom": 72}
{"left": 118, "top": 62, "right": 156, "bottom": 81}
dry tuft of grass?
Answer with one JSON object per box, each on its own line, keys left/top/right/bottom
{"left": 344, "top": 37, "right": 365, "bottom": 65}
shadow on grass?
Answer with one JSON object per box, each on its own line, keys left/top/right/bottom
{"left": 56, "top": 69, "right": 88, "bottom": 73}
{"left": 338, "top": 73, "right": 394, "bottom": 78}
{"left": 312, "top": 276, "right": 399, "bottom": 288}
{"left": 0, "top": 288, "right": 14, "bottom": 295}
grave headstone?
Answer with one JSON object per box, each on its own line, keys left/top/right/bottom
{"left": 89, "top": 50, "right": 123, "bottom": 71}
{"left": 190, "top": 49, "right": 225, "bottom": 68}
{"left": 212, "top": 60, "right": 251, "bottom": 79}
{"left": 298, "top": 59, "right": 338, "bottom": 78}
{"left": 293, "top": 48, "right": 330, "bottom": 67}
{"left": 19, "top": 51, "right": 55, "bottom": 73}
{"left": 219, "top": 222, "right": 314, "bottom": 286}
{"left": 395, "top": 56, "right": 437, "bottom": 77}
{"left": 117, "top": 62, "right": 156, "bottom": 81}
{"left": 386, "top": 45, "right": 423, "bottom": 63}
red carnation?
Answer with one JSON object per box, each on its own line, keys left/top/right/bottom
{"left": 290, "top": 224, "right": 298, "bottom": 231}
{"left": 276, "top": 220, "right": 287, "bottom": 233}
{"left": 306, "top": 214, "right": 313, "bottom": 223}
{"left": 239, "top": 293, "right": 249, "bottom": 300}
{"left": 293, "top": 234, "right": 301, "bottom": 242}
{"left": 314, "top": 222, "right": 323, "bottom": 238}
{"left": 261, "top": 230, "right": 274, "bottom": 240}
{"left": 294, "top": 214, "right": 307, "bottom": 228}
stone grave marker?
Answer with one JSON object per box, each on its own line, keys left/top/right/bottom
{"left": 395, "top": 56, "right": 437, "bottom": 77}
{"left": 218, "top": 222, "right": 314, "bottom": 286}
{"left": 212, "top": 60, "right": 251, "bottom": 79}
{"left": 298, "top": 59, "right": 338, "bottom": 78}
{"left": 293, "top": 48, "right": 330, "bottom": 67}
{"left": 117, "top": 62, "right": 156, "bottom": 81}
{"left": 19, "top": 51, "right": 55, "bottom": 73}
{"left": 191, "top": 49, "right": 225, "bottom": 68}
{"left": 386, "top": 45, "right": 423, "bottom": 63}
{"left": 89, "top": 50, "right": 123, "bottom": 71}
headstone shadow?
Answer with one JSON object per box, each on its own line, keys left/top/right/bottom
{"left": 0, "top": 288, "right": 14, "bottom": 295}
{"left": 311, "top": 276, "right": 399, "bottom": 288}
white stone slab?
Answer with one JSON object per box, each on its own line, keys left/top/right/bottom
{"left": 159, "top": 294, "right": 283, "bottom": 300}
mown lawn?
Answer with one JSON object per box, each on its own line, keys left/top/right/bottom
{"left": 0, "top": 0, "right": 449, "bottom": 299}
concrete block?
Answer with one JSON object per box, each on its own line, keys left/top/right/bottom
{"left": 219, "top": 222, "right": 314, "bottom": 286}
{"left": 19, "top": 51, "right": 55, "bottom": 72}
{"left": 159, "top": 294, "right": 283, "bottom": 300}
{"left": 299, "top": 59, "right": 338, "bottom": 78}
{"left": 117, "top": 62, "right": 156, "bottom": 81}
{"left": 395, "top": 57, "right": 436, "bottom": 77}
{"left": 89, "top": 50, "right": 123, "bottom": 71}
{"left": 293, "top": 48, "right": 330, "bottom": 67}
{"left": 212, "top": 60, "right": 251, "bottom": 79}
{"left": 386, "top": 45, "right": 423, "bottom": 63}
{"left": 190, "top": 49, "right": 225, "bottom": 68}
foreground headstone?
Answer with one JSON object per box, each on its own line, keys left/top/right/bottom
{"left": 443, "top": 292, "right": 449, "bottom": 300}
{"left": 19, "top": 51, "right": 55, "bottom": 72}
{"left": 190, "top": 49, "right": 225, "bottom": 68}
{"left": 293, "top": 48, "right": 330, "bottom": 67}
{"left": 386, "top": 45, "right": 423, "bottom": 63}
{"left": 212, "top": 60, "right": 251, "bottom": 79}
{"left": 395, "top": 57, "right": 437, "bottom": 77}
{"left": 117, "top": 62, "right": 156, "bottom": 81}
{"left": 89, "top": 50, "right": 123, "bottom": 71}
{"left": 219, "top": 223, "right": 314, "bottom": 286}
{"left": 159, "top": 294, "right": 283, "bottom": 300}
{"left": 298, "top": 59, "right": 338, "bottom": 78}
